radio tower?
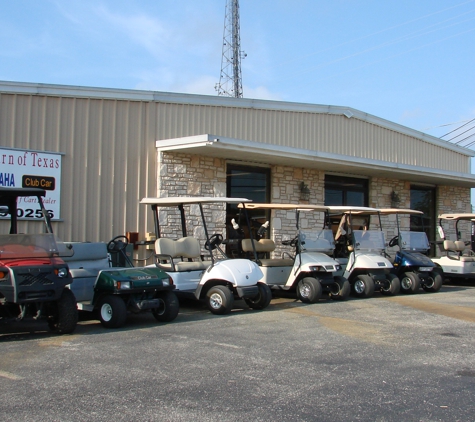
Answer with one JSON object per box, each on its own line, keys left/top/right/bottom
{"left": 215, "top": 0, "right": 246, "bottom": 98}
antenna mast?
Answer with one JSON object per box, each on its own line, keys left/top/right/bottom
{"left": 216, "top": 0, "right": 246, "bottom": 98}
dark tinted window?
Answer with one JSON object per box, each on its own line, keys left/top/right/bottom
{"left": 325, "top": 175, "right": 368, "bottom": 206}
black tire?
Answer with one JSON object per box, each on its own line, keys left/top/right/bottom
{"left": 352, "top": 274, "right": 375, "bottom": 298}
{"left": 296, "top": 277, "right": 322, "bottom": 303}
{"left": 152, "top": 291, "right": 180, "bottom": 322}
{"left": 422, "top": 270, "right": 443, "bottom": 293}
{"left": 48, "top": 288, "right": 78, "bottom": 334}
{"left": 400, "top": 272, "right": 420, "bottom": 294}
{"left": 206, "top": 285, "right": 234, "bottom": 315}
{"left": 99, "top": 295, "right": 127, "bottom": 328}
{"left": 330, "top": 276, "right": 351, "bottom": 301}
{"left": 245, "top": 282, "right": 272, "bottom": 310}
{"left": 381, "top": 273, "right": 401, "bottom": 296}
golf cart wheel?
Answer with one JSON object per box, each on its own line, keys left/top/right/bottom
{"left": 152, "top": 291, "right": 180, "bottom": 322}
{"left": 245, "top": 282, "right": 272, "bottom": 310}
{"left": 400, "top": 272, "right": 420, "bottom": 294}
{"left": 422, "top": 269, "right": 443, "bottom": 293}
{"left": 297, "top": 277, "right": 322, "bottom": 303}
{"left": 47, "top": 288, "right": 78, "bottom": 334}
{"left": 330, "top": 276, "right": 350, "bottom": 301}
{"left": 99, "top": 295, "right": 127, "bottom": 328}
{"left": 206, "top": 285, "right": 234, "bottom": 315}
{"left": 381, "top": 273, "right": 401, "bottom": 296}
{"left": 352, "top": 274, "right": 375, "bottom": 298}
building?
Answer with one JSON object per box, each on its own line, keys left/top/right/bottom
{"left": 0, "top": 80, "right": 473, "bottom": 258}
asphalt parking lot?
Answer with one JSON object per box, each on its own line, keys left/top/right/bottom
{"left": 1, "top": 284, "right": 475, "bottom": 422}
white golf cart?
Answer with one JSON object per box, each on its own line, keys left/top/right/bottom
{"left": 234, "top": 203, "right": 350, "bottom": 302}
{"left": 431, "top": 213, "right": 475, "bottom": 281}
{"left": 379, "top": 208, "right": 442, "bottom": 293}
{"left": 328, "top": 206, "right": 400, "bottom": 298}
{"left": 139, "top": 197, "right": 270, "bottom": 315}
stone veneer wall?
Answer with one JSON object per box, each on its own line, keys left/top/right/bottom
{"left": 270, "top": 166, "right": 325, "bottom": 258}
{"left": 157, "top": 152, "right": 227, "bottom": 256}
{"left": 437, "top": 185, "right": 472, "bottom": 244}
{"left": 158, "top": 152, "right": 472, "bottom": 258}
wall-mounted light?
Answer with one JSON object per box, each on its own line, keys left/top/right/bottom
{"left": 390, "top": 190, "right": 400, "bottom": 207}
{"left": 299, "top": 182, "right": 310, "bottom": 201}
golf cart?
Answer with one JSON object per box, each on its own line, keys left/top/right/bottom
{"left": 63, "top": 235, "right": 179, "bottom": 329}
{"left": 235, "top": 203, "right": 350, "bottom": 302}
{"left": 139, "top": 197, "right": 270, "bottom": 315}
{"left": 0, "top": 187, "right": 77, "bottom": 334}
{"left": 379, "top": 208, "right": 442, "bottom": 293}
{"left": 328, "top": 206, "right": 400, "bottom": 298}
{"left": 431, "top": 213, "right": 475, "bottom": 282}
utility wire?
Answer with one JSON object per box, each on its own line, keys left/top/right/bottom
{"left": 440, "top": 116, "right": 475, "bottom": 138}
{"left": 457, "top": 133, "right": 475, "bottom": 147}
{"left": 447, "top": 124, "right": 475, "bottom": 143}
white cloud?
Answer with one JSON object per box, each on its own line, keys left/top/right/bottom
{"left": 242, "top": 85, "right": 283, "bottom": 101}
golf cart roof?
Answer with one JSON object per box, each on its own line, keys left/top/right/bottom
{"left": 238, "top": 203, "right": 328, "bottom": 211}
{"left": 140, "top": 196, "right": 251, "bottom": 207}
{"left": 327, "top": 206, "right": 380, "bottom": 215}
{"left": 378, "top": 208, "right": 423, "bottom": 215}
{"left": 437, "top": 213, "right": 475, "bottom": 221}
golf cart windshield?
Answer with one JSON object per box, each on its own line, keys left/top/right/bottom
{"left": 0, "top": 233, "right": 73, "bottom": 259}
{"left": 353, "top": 230, "right": 385, "bottom": 251}
{"left": 299, "top": 229, "right": 335, "bottom": 253}
{"left": 399, "top": 231, "right": 430, "bottom": 251}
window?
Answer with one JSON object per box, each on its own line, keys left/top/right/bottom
{"left": 226, "top": 165, "right": 270, "bottom": 202}
{"left": 325, "top": 175, "right": 368, "bottom": 206}
{"left": 410, "top": 185, "right": 436, "bottom": 255}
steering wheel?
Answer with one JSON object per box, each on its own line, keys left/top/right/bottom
{"left": 204, "top": 233, "right": 223, "bottom": 251}
{"left": 282, "top": 235, "right": 299, "bottom": 248}
{"left": 107, "top": 235, "right": 129, "bottom": 252}
{"left": 388, "top": 236, "right": 399, "bottom": 247}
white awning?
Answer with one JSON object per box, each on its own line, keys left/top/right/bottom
{"left": 156, "top": 134, "right": 475, "bottom": 188}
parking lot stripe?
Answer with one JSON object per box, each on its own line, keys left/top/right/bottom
{"left": 386, "top": 296, "right": 475, "bottom": 323}
{"left": 0, "top": 370, "right": 23, "bottom": 380}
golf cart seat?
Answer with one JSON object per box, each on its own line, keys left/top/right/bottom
{"left": 63, "top": 242, "right": 110, "bottom": 302}
{"left": 155, "top": 237, "right": 209, "bottom": 272}
{"left": 241, "top": 239, "right": 294, "bottom": 267}
{"left": 443, "top": 240, "right": 475, "bottom": 262}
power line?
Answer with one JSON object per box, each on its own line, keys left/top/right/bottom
{"left": 440, "top": 116, "right": 475, "bottom": 139}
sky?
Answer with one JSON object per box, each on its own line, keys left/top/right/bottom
{"left": 1, "top": 0, "right": 475, "bottom": 151}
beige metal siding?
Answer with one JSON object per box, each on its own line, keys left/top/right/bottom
{"left": 0, "top": 90, "right": 471, "bottom": 243}
{"left": 151, "top": 105, "right": 468, "bottom": 172}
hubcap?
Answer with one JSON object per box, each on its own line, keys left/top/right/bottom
{"left": 155, "top": 298, "right": 165, "bottom": 316}
{"left": 299, "top": 283, "right": 310, "bottom": 298}
{"left": 101, "top": 303, "right": 113, "bottom": 322}
{"left": 209, "top": 292, "right": 223, "bottom": 309}
{"left": 401, "top": 277, "right": 412, "bottom": 290}
{"left": 354, "top": 280, "right": 365, "bottom": 294}
{"left": 330, "top": 282, "right": 341, "bottom": 295}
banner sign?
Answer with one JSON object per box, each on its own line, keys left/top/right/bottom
{"left": 0, "top": 148, "right": 62, "bottom": 220}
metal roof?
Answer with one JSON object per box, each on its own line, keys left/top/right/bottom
{"left": 1, "top": 80, "right": 473, "bottom": 158}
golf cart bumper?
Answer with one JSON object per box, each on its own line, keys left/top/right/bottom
{"left": 236, "top": 285, "right": 259, "bottom": 299}
{"left": 130, "top": 297, "right": 164, "bottom": 311}
{"left": 5, "top": 267, "right": 73, "bottom": 303}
